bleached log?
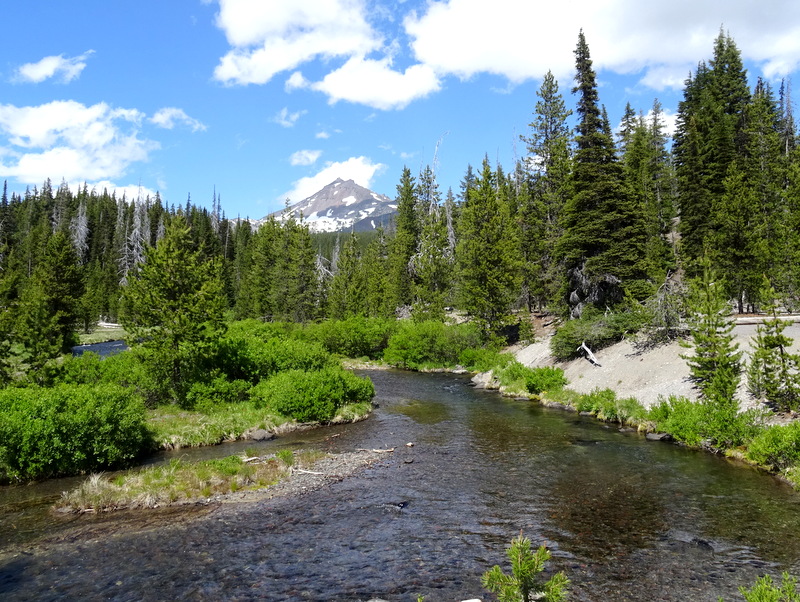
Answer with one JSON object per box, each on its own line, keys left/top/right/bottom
{"left": 577, "top": 341, "right": 601, "bottom": 367}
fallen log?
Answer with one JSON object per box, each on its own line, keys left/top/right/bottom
{"left": 577, "top": 341, "right": 602, "bottom": 367}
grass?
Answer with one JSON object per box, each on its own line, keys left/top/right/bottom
{"left": 56, "top": 449, "right": 327, "bottom": 512}
{"left": 147, "top": 402, "right": 290, "bottom": 450}
{"left": 77, "top": 325, "right": 128, "bottom": 345}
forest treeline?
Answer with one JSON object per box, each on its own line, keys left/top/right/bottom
{"left": 1, "top": 29, "right": 799, "bottom": 372}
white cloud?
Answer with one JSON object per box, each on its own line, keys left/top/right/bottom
{"left": 274, "top": 107, "right": 306, "bottom": 127}
{"left": 311, "top": 56, "right": 440, "bottom": 110}
{"left": 404, "top": 0, "right": 800, "bottom": 87}
{"left": 0, "top": 100, "right": 158, "bottom": 184}
{"left": 290, "top": 149, "right": 322, "bottom": 166}
{"left": 285, "top": 71, "right": 308, "bottom": 91}
{"left": 213, "top": 0, "right": 380, "bottom": 85}
{"left": 14, "top": 50, "right": 94, "bottom": 84}
{"left": 150, "top": 107, "right": 207, "bottom": 132}
{"left": 282, "top": 156, "right": 385, "bottom": 203}
{"left": 315, "top": 131, "right": 331, "bottom": 139}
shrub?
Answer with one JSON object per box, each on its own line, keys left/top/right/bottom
{"left": 57, "top": 349, "right": 166, "bottom": 407}
{"left": 525, "top": 367, "right": 568, "bottom": 395}
{"left": 746, "top": 422, "right": 800, "bottom": 471}
{"left": 648, "top": 395, "right": 708, "bottom": 446}
{"left": 550, "top": 305, "right": 649, "bottom": 361}
{"left": 252, "top": 366, "right": 374, "bottom": 423}
{"left": 302, "top": 317, "right": 396, "bottom": 359}
{"left": 185, "top": 377, "right": 251, "bottom": 411}
{"left": 217, "top": 334, "right": 333, "bottom": 384}
{"left": 0, "top": 384, "right": 152, "bottom": 482}
{"left": 383, "top": 321, "right": 483, "bottom": 369}
{"left": 459, "top": 348, "right": 514, "bottom": 373}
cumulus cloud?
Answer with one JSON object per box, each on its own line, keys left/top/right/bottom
{"left": 274, "top": 107, "right": 306, "bottom": 127}
{"left": 0, "top": 100, "right": 158, "bottom": 184}
{"left": 86, "top": 180, "right": 160, "bottom": 202}
{"left": 404, "top": 0, "right": 800, "bottom": 89}
{"left": 282, "top": 156, "right": 385, "bottom": 203}
{"left": 310, "top": 56, "right": 440, "bottom": 110}
{"left": 213, "top": 0, "right": 379, "bottom": 85}
{"left": 150, "top": 107, "right": 207, "bottom": 132}
{"left": 290, "top": 149, "right": 322, "bottom": 166}
{"left": 14, "top": 50, "right": 94, "bottom": 84}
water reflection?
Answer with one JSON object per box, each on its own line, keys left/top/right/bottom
{"left": 2, "top": 369, "right": 800, "bottom": 600}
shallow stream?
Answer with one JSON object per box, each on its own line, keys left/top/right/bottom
{"left": 2, "top": 369, "right": 800, "bottom": 600}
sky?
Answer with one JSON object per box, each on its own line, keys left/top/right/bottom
{"left": 2, "top": 1, "right": 800, "bottom": 219}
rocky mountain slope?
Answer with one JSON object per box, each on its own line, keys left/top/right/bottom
{"left": 257, "top": 178, "right": 395, "bottom": 233}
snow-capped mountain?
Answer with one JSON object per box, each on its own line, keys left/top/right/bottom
{"left": 258, "top": 178, "right": 396, "bottom": 233}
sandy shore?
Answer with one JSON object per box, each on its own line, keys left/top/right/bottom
{"left": 514, "top": 321, "right": 800, "bottom": 410}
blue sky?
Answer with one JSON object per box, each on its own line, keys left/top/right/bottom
{"left": 2, "top": 1, "right": 800, "bottom": 219}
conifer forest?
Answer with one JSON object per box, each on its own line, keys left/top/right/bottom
{"left": 1, "top": 31, "right": 796, "bottom": 357}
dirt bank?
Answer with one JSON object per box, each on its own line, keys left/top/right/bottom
{"left": 514, "top": 321, "right": 800, "bottom": 410}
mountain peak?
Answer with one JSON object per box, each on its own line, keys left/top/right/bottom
{"left": 257, "top": 179, "right": 396, "bottom": 233}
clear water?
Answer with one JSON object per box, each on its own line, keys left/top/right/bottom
{"left": 2, "top": 369, "right": 800, "bottom": 600}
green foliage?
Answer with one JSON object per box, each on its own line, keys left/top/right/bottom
{"left": 458, "top": 347, "right": 514, "bottom": 373}
{"left": 681, "top": 258, "right": 742, "bottom": 402}
{"left": 382, "top": 320, "right": 483, "bottom": 370}
{"left": 122, "top": 215, "right": 227, "bottom": 405}
{"left": 746, "top": 423, "right": 800, "bottom": 471}
{"left": 648, "top": 395, "right": 758, "bottom": 449}
{"left": 217, "top": 333, "right": 333, "bottom": 384}
{"left": 252, "top": 366, "right": 374, "bottom": 423}
{"left": 525, "top": 367, "right": 568, "bottom": 395}
{"left": 747, "top": 280, "right": 800, "bottom": 412}
{"left": 302, "top": 316, "right": 397, "bottom": 359}
{"left": 481, "top": 534, "right": 569, "bottom": 602}
{"left": 737, "top": 572, "right": 800, "bottom": 602}
{"left": 0, "top": 384, "right": 152, "bottom": 482}
{"left": 574, "top": 387, "right": 645, "bottom": 423}
{"left": 185, "top": 377, "right": 251, "bottom": 411}
{"left": 550, "top": 303, "right": 649, "bottom": 360}
{"left": 456, "top": 158, "right": 522, "bottom": 336}
{"left": 276, "top": 449, "right": 295, "bottom": 466}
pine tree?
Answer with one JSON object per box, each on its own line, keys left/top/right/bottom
{"left": 327, "top": 230, "right": 366, "bottom": 319}
{"left": 121, "top": 215, "right": 226, "bottom": 405}
{"left": 386, "top": 167, "right": 419, "bottom": 313}
{"left": 520, "top": 70, "right": 573, "bottom": 310}
{"left": 680, "top": 258, "right": 742, "bottom": 402}
{"left": 556, "top": 31, "right": 649, "bottom": 315}
{"left": 747, "top": 278, "right": 800, "bottom": 411}
{"left": 456, "top": 157, "right": 522, "bottom": 337}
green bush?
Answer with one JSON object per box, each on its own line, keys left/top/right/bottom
{"left": 185, "top": 377, "right": 252, "bottom": 411}
{"left": 648, "top": 395, "right": 708, "bottom": 446}
{"left": 301, "top": 317, "right": 396, "bottom": 359}
{"left": 746, "top": 422, "right": 800, "bottom": 471}
{"left": 648, "top": 395, "right": 757, "bottom": 448}
{"left": 57, "top": 349, "right": 164, "bottom": 407}
{"left": 459, "top": 348, "right": 514, "bottom": 373}
{"left": 217, "top": 334, "right": 334, "bottom": 383}
{"left": 550, "top": 305, "right": 649, "bottom": 361}
{"left": 0, "top": 384, "right": 152, "bottom": 482}
{"left": 383, "top": 321, "right": 483, "bottom": 369}
{"left": 525, "top": 366, "right": 568, "bottom": 395}
{"left": 251, "top": 366, "right": 374, "bottom": 422}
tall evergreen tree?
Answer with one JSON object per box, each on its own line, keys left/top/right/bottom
{"left": 456, "top": 157, "right": 522, "bottom": 336}
{"left": 122, "top": 215, "right": 226, "bottom": 405}
{"left": 556, "top": 31, "right": 649, "bottom": 316}
{"left": 386, "top": 167, "right": 419, "bottom": 312}
{"left": 520, "top": 70, "right": 573, "bottom": 310}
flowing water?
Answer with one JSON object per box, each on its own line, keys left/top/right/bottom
{"left": 2, "top": 369, "right": 800, "bottom": 600}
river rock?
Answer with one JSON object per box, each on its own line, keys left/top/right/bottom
{"left": 248, "top": 428, "right": 275, "bottom": 441}
{"left": 471, "top": 370, "right": 498, "bottom": 389}
{"left": 645, "top": 432, "right": 673, "bottom": 442}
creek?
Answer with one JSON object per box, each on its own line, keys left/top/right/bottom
{"left": 2, "top": 368, "right": 800, "bottom": 600}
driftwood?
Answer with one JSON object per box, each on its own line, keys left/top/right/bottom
{"left": 577, "top": 341, "right": 601, "bottom": 367}
{"left": 356, "top": 447, "right": 396, "bottom": 453}
{"left": 293, "top": 468, "right": 325, "bottom": 475}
